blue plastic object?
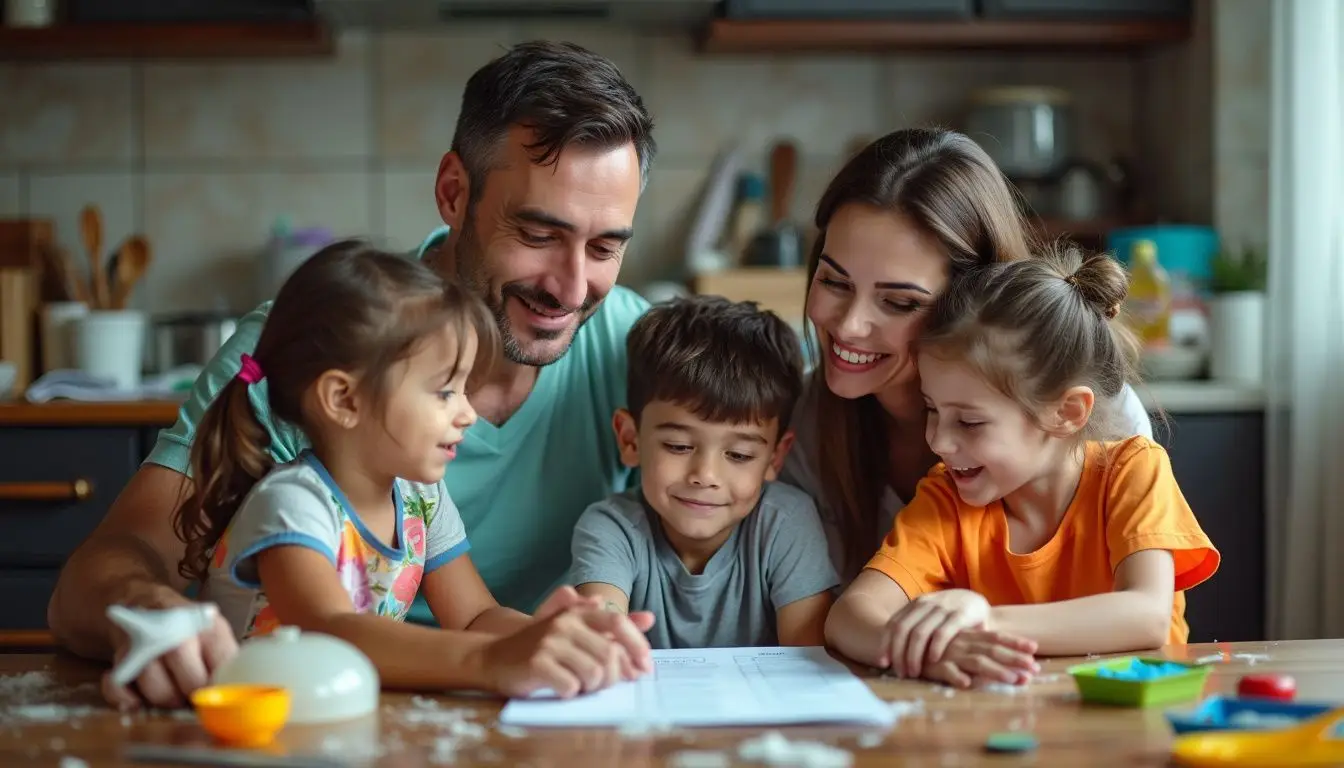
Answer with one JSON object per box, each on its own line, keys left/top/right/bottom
{"left": 1069, "top": 656, "right": 1210, "bottom": 707}
{"left": 985, "top": 732, "right": 1039, "bottom": 753}
{"left": 1166, "top": 695, "right": 1335, "bottom": 735}
{"left": 1096, "top": 658, "right": 1192, "bottom": 680}
{"left": 1106, "top": 224, "right": 1220, "bottom": 289}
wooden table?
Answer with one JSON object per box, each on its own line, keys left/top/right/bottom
{"left": 0, "top": 639, "right": 1333, "bottom": 767}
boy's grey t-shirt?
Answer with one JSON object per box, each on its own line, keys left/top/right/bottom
{"left": 569, "top": 482, "right": 841, "bottom": 649}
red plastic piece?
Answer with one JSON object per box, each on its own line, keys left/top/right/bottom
{"left": 1237, "top": 674, "right": 1297, "bottom": 700}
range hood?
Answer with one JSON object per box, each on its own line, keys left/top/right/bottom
{"left": 314, "top": 0, "right": 723, "bottom": 28}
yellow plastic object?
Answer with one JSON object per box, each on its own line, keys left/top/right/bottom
{"left": 1171, "top": 706, "right": 1344, "bottom": 766}
{"left": 190, "top": 684, "right": 292, "bottom": 748}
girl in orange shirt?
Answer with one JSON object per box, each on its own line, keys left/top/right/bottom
{"left": 825, "top": 244, "right": 1220, "bottom": 688}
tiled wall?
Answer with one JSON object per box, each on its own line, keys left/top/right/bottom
{"left": 0, "top": 19, "right": 1219, "bottom": 315}
{"left": 1213, "top": 0, "right": 1271, "bottom": 252}
{"left": 1135, "top": 0, "right": 1213, "bottom": 229}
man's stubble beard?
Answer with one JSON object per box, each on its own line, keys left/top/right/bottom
{"left": 453, "top": 220, "right": 597, "bottom": 368}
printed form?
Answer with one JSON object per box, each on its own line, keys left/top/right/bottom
{"left": 498, "top": 646, "right": 897, "bottom": 728}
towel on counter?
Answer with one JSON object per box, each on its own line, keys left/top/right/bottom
{"left": 25, "top": 367, "right": 199, "bottom": 403}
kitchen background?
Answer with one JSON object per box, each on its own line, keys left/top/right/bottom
{"left": 0, "top": 0, "right": 1278, "bottom": 645}
{"left": 0, "top": 0, "right": 1265, "bottom": 313}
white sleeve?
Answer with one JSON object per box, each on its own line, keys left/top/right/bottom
{"left": 1118, "top": 382, "right": 1155, "bottom": 440}
{"left": 225, "top": 468, "right": 343, "bottom": 589}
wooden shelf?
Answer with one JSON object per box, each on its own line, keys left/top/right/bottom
{"left": 0, "top": 20, "right": 334, "bottom": 61}
{"left": 0, "top": 630, "right": 55, "bottom": 651}
{"left": 0, "top": 399, "right": 182, "bottom": 427}
{"left": 700, "top": 17, "right": 1191, "bottom": 54}
{"left": 1033, "top": 216, "right": 1132, "bottom": 241}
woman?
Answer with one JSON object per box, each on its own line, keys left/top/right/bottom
{"left": 782, "top": 127, "right": 1153, "bottom": 582}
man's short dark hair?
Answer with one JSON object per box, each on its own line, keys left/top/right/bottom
{"left": 452, "top": 40, "right": 657, "bottom": 200}
{"left": 626, "top": 295, "right": 804, "bottom": 435}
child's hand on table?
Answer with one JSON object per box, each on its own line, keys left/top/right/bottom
{"left": 531, "top": 585, "right": 656, "bottom": 682}
{"left": 478, "top": 593, "right": 656, "bottom": 698}
{"left": 879, "top": 588, "right": 994, "bottom": 679}
{"left": 922, "top": 629, "right": 1040, "bottom": 689}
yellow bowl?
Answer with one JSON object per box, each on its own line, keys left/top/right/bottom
{"left": 190, "top": 684, "right": 291, "bottom": 748}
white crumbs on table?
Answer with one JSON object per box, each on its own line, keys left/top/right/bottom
{"left": 617, "top": 717, "right": 677, "bottom": 739}
{"left": 737, "top": 731, "right": 854, "bottom": 768}
{"left": 380, "top": 695, "right": 491, "bottom": 766}
{"left": 668, "top": 750, "right": 733, "bottom": 768}
{"left": 856, "top": 732, "right": 884, "bottom": 748}
{"left": 887, "top": 699, "right": 924, "bottom": 719}
{"left": 1194, "top": 651, "right": 1272, "bottom": 666}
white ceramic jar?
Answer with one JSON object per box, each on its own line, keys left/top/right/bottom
{"left": 5, "top": 0, "right": 56, "bottom": 27}
{"left": 210, "top": 626, "right": 380, "bottom": 724}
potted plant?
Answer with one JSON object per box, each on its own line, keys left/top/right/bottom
{"left": 1206, "top": 243, "right": 1267, "bottom": 385}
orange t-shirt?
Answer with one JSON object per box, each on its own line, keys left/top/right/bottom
{"left": 864, "top": 436, "right": 1220, "bottom": 645}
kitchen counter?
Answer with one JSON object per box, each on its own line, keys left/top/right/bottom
{"left": 0, "top": 382, "right": 1262, "bottom": 429}
{"left": 0, "top": 399, "right": 182, "bottom": 427}
{"left": 1139, "top": 381, "right": 1265, "bottom": 413}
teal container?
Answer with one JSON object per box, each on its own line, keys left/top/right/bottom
{"left": 1106, "top": 225, "right": 1220, "bottom": 292}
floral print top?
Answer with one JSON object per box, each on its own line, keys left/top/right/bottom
{"left": 201, "top": 451, "right": 471, "bottom": 639}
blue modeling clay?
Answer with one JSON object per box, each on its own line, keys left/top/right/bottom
{"left": 985, "top": 732, "right": 1038, "bottom": 753}
{"left": 1095, "top": 658, "right": 1190, "bottom": 680}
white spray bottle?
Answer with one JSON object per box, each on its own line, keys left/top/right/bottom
{"left": 106, "top": 603, "right": 221, "bottom": 687}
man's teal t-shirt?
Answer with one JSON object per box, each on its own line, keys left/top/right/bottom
{"left": 146, "top": 226, "right": 650, "bottom": 617}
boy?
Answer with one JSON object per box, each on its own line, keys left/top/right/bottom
{"left": 569, "top": 295, "right": 840, "bottom": 649}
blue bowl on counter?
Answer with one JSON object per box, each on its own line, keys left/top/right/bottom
{"left": 1106, "top": 225, "right": 1220, "bottom": 289}
{"left": 1165, "top": 695, "right": 1335, "bottom": 734}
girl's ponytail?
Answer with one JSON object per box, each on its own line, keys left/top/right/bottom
{"left": 168, "top": 240, "right": 504, "bottom": 584}
{"left": 172, "top": 358, "right": 275, "bottom": 583}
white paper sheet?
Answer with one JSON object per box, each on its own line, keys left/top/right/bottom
{"left": 498, "top": 646, "right": 896, "bottom": 728}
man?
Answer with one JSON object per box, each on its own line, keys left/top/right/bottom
{"left": 47, "top": 39, "right": 657, "bottom": 709}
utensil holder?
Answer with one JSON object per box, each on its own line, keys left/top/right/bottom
{"left": 74, "top": 309, "right": 146, "bottom": 390}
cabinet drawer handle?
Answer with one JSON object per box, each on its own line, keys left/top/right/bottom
{"left": 0, "top": 479, "right": 94, "bottom": 502}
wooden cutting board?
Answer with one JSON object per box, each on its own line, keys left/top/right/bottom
{"left": 0, "top": 218, "right": 53, "bottom": 269}
{"left": 0, "top": 219, "right": 52, "bottom": 395}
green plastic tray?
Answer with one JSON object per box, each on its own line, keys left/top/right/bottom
{"left": 1067, "top": 656, "right": 1211, "bottom": 707}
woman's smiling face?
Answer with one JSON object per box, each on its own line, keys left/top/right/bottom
{"left": 805, "top": 202, "right": 951, "bottom": 401}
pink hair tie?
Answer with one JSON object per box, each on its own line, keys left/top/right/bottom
{"left": 237, "top": 353, "right": 264, "bottom": 384}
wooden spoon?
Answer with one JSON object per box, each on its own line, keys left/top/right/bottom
{"left": 110, "top": 235, "right": 151, "bottom": 310}
{"left": 79, "top": 205, "right": 108, "bottom": 309}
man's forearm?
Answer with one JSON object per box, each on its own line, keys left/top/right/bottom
{"left": 48, "top": 533, "right": 182, "bottom": 661}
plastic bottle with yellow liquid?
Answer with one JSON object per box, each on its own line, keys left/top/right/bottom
{"left": 1123, "top": 239, "right": 1172, "bottom": 347}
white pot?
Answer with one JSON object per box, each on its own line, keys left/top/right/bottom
{"left": 74, "top": 310, "right": 147, "bottom": 390}
{"left": 1207, "top": 291, "right": 1265, "bottom": 385}
{"left": 4, "top": 0, "right": 55, "bottom": 27}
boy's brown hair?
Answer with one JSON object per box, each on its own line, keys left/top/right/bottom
{"left": 625, "top": 295, "right": 804, "bottom": 435}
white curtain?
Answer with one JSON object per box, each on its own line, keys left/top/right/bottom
{"left": 1265, "top": 0, "right": 1344, "bottom": 640}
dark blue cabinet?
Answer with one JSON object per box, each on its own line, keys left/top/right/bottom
{"left": 0, "top": 425, "right": 160, "bottom": 632}
{"left": 1155, "top": 410, "right": 1266, "bottom": 643}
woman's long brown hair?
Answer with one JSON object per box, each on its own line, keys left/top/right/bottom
{"left": 806, "top": 128, "right": 1036, "bottom": 578}
{"left": 171, "top": 240, "right": 498, "bottom": 583}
